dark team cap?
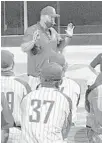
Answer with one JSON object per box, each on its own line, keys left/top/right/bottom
{"left": 41, "top": 6, "right": 60, "bottom": 17}
{"left": 41, "top": 62, "right": 63, "bottom": 81}
{"left": 1, "top": 50, "right": 14, "bottom": 69}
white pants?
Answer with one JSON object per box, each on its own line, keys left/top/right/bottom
{"left": 28, "top": 76, "right": 40, "bottom": 91}
{"left": 7, "top": 128, "right": 21, "bottom": 143}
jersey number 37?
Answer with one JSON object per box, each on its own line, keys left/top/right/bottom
{"left": 29, "top": 99, "right": 54, "bottom": 124}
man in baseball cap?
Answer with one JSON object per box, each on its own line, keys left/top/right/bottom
{"left": 21, "top": 4, "right": 74, "bottom": 90}
{"left": 1, "top": 50, "right": 14, "bottom": 73}
{"left": 40, "top": 62, "right": 63, "bottom": 88}
{"left": 40, "top": 6, "right": 60, "bottom": 28}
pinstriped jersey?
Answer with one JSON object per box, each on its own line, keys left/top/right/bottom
{"left": 22, "top": 23, "right": 62, "bottom": 77}
{"left": 1, "top": 92, "right": 14, "bottom": 129}
{"left": 60, "top": 77, "right": 80, "bottom": 123}
{"left": 20, "top": 87, "right": 71, "bottom": 143}
{"left": 1, "top": 76, "right": 31, "bottom": 134}
{"left": 87, "top": 84, "right": 102, "bottom": 134}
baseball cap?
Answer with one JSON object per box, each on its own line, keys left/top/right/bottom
{"left": 41, "top": 6, "right": 60, "bottom": 17}
{"left": 1, "top": 50, "right": 14, "bottom": 69}
{"left": 49, "top": 52, "right": 65, "bottom": 67}
{"left": 41, "top": 62, "right": 63, "bottom": 81}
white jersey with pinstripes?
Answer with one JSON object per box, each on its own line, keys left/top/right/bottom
{"left": 60, "top": 77, "right": 81, "bottom": 123}
{"left": 20, "top": 87, "right": 70, "bottom": 143}
{"left": 1, "top": 76, "right": 31, "bottom": 142}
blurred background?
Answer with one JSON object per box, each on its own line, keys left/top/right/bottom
{"left": 1, "top": 1, "right": 102, "bottom": 46}
{"left": 1, "top": 1, "right": 102, "bottom": 75}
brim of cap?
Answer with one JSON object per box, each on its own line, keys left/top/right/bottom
{"left": 50, "top": 14, "right": 60, "bottom": 17}
{"left": 1, "top": 63, "right": 14, "bottom": 72}
{"left": 41, "top": 75, "right": 62, "bottom": 81}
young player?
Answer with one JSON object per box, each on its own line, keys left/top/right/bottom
{"left": 1, "top": 50, "right": 31, "bottom": 143}
{"left": 20, "top": 62, "right": 72, "bottom": 143}
{"left": 49, "top": 52, "right": 81, "bottom": 124}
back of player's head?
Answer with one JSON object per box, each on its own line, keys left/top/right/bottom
{"left": 41, "top": 62, "right": 63, "bottom": 81}
{"left": 1, "top": 50, "right": 14, "bottom": 72}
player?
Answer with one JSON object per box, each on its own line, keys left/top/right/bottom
{"left": 20, "top": 62, "right": 72, "bottom": 143}
{"left": 85, "top": 72, "right": 102, "bottom": 113}
{"left": 1, "top": 50, "right": 31, "bottom": 143}
{"left": 86, "top": 72, "right": 102, "bottom": 142}
{"left": 60, "top": 78, "right": 80, "bottom": 125}
{"left": 21, "top": 6, "right": 75, "bottom": 90}
{"left": 49, "top": 52, "right": 81, "bottom": 124}
{"left": 1, "top": 93, "right": 14, "bottom": 143}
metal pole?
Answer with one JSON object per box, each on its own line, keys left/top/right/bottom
{"left": 57, "top": 1, "right": 60, "bottom": 34}
{"left": 4, "top": 1, "right": 6, "bottom": 32}
{"left": 24, "top": 1, "right": 28, "bottom": 33}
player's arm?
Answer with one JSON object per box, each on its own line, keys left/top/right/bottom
{"left": 88, "top": 89, "right": 102, "bottom": 134}
{"left": 57, "top": 23, "right": 74, "bottom": 52}
{"left": 90, "top": 53, "right": 102, "bottom": 68}
{"left": 91, "top": 93, "right": 102, "bottom": 126}
{"left": 21, "top": 26, "right": 40, "bottom": 52}
{"left": 1, "top": 94, "right": 14, "bottom": 130}
{"left": 57, "top": 36, "right": 71, "bottom": 53}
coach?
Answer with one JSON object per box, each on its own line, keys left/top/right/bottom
{"left": 21, "top": 6, "right": 74, "bottom": 90}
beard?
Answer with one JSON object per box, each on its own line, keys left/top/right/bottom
{"left": 45, "top": 21, "right": 54, "bottom": 28}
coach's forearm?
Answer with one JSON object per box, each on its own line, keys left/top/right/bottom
{"left": 58, "top": 36, "right": 72, "bottom": 52}
{"left": 21, "top": 40, "right": 35, "bottom": 52}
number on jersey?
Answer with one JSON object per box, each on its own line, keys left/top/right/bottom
{"left": 1, "top": 92, "right": 14, "bottom": 113}
{"left": 29, "top": 99, "right": 54, "bottom": 123}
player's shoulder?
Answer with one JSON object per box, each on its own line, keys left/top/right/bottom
{"left": 62, "top": 77, "right": 80, "bottom": 93}
{"left": 62, "top": 77, "right": 79, "bottom": 87}
{"left": 21, "top": 90, "right": 36, "bottom": 104}
{"left": 25, "top": 24, "right": 38, "bottom": 34}
{"left": 88, "top": 87, "right": 98, "bottom": 103}
{"left": 58, "top": 90, "right": 72, "bottom": 109}
{"left": 97, "top": 53, "right": 102, "bottom": 58}
{"left": 69, "top": 78, "right": 80, "bottom": 91}
{"left": 14, "top": 77, "right": 31, "bottom": 94}
{"left": 1, "top": 76, "right": 15, "bottom": 83}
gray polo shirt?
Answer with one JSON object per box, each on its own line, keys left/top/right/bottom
{"left": 22, "top": 23, "right": 61, "bottom": 77}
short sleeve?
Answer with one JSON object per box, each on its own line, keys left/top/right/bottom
{"left": 22, "top": 25, "right": 37, "bottom": 43}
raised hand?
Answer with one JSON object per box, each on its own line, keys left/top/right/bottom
{"left": 65, "top": 23, "right": 75, "bottom": 37}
